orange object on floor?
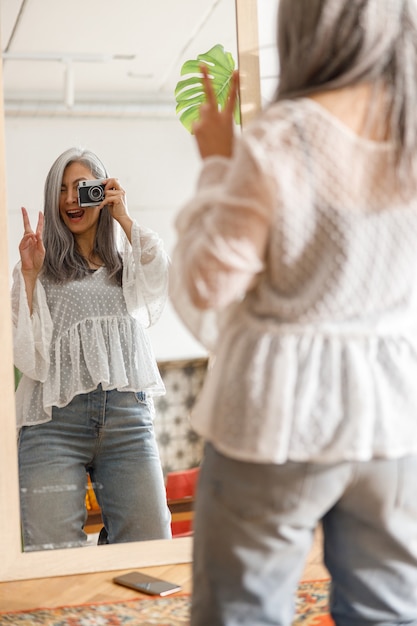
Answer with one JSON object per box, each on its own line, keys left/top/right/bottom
{"left": 165, "top": 467, "right": 199, "bottom": 536}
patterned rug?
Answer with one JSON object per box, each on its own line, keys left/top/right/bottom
{"left": 0, "top": 579, "right": 332, "bottom": 625}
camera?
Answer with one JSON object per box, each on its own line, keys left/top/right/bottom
{"left": 77, "top": 179, "right": 106, "bottom": 207}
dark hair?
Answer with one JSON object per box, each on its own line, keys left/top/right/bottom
{"left": 275, "top": 0, "right": 417, "bottom": 178}
{"left": 42, "top": 147, "right": 123, "bottom": 284}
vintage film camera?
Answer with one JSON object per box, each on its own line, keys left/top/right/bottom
{"left": 77, "top": 179, "right": 107, "bottom": 207}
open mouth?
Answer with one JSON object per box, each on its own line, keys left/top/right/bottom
{"left": 66, "top": 208, "right": 85, "bottom": 220}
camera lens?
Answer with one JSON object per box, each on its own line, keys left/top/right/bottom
{"left": 88, "top": 185, "right": 104, "bottom": 201}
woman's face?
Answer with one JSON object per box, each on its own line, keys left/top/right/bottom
{"left": 59, "top": 161, "right": 102, "bottom": 239}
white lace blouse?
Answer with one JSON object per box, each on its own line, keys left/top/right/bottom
{"left": 170, "top": 97, "right": 417, "bottom": 465}
{"left": 13, "top": 221, "right": 168, "bottom": 428}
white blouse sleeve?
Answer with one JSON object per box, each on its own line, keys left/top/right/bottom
{"left": 170, "top": 139, "right": 275, "bottom": 316}
{"left": 11, "top": 264, "right": 53, "bottom": 382}
{"left": 122, "top": 220, "right": 169, "bottom": 328}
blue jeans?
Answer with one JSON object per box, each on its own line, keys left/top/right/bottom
{"left": 191, "top": 443, "right": 417, "bottom": 626}
{"left": 18, "top": 386, "right": 171, "bottom": 551}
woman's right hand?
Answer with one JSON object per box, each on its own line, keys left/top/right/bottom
{"left": 19, "top": 207, "right": 45, "bottom": 278}
{"left": 192, "top": 65, "right": 239, "bottom": 160}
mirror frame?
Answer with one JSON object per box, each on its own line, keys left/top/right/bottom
{"left": 0, "top": 0, "right": 261, "bottom": 581}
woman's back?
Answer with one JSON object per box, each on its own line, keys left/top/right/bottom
{"left": 171, "top": 3, "right": 417, "bottom": 624}
{"left": 245, "top": 95, "right": 417, "bottom": 328}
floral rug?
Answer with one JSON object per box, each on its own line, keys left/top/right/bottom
{"left": 0, "top": 579, "right": 332, "bottom": 625}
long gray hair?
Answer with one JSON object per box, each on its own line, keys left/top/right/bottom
{"left": 42, "top": 147, "right": 123, "bottom": 284}
{"left": 275, "top": 0, "right": 417, "bottom": 179}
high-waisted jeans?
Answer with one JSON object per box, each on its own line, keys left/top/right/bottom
{"left": 191, "top": 443, "right": 417, "bottom": 626}
{"left": 18, "top": 386, "right": 172, "bottom": 551}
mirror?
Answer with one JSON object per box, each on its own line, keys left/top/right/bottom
{"left": 0, "top": 0, "right": 261, "bottom": 580}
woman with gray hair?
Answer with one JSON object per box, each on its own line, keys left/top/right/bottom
{"left": 170, "top": 0, "right": 417, "bottom": 623}
{"left": 13, "top": 147, "right": 171, "bottom": 550}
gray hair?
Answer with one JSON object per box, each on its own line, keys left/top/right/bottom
{"left": 275, "top": 0, "right": 417, "bottom": 179}
{"left": 42, "top": 147, "right": 123, "bottom": 284}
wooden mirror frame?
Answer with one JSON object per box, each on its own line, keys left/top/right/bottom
{"left": 0, "top": 0, "right": 261, "bottom": 581}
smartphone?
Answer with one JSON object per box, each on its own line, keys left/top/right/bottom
{"left": 113, "top": 571, "right": 182, "bottom": 596}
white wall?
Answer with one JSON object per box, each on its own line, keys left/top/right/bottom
{"left": 5, "top": 113, "right": 208, "bottom": 361}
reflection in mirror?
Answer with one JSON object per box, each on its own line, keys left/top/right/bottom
{"left": 2, "top": 0, "right": 238, "bottom": 553}
{"left": 0, "top": 0, "right": 261, "bottom": 581}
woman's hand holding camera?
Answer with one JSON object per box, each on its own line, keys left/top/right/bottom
{"left": 100, "top": 177, "right": 133, "bottom": 243}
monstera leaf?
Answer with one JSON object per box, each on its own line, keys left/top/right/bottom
{"left": 175, "top": 44, "right": 240, "bottom": 133}
{"left": 14, "top": 366, "right": 22, "bottom": 390}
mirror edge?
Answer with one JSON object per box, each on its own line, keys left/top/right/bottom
{"left": 235, "top": 0, "right": 262, "bottom": 127}
{"left": 0, "top": 28, "right": 27, "bottom": 581}
{"left": 0, "top": 51, "right": 194, "bottom": 582}
{"left": 0, "top": 0, "right": 261, "bottom": 582}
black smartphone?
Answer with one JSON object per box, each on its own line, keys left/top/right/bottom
{"left": 113, "top": 571, "right": 182, "bottom": 596}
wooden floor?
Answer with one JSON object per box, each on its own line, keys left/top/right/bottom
{"left": 0, "top": 527, "right": 328, "bottom": 612}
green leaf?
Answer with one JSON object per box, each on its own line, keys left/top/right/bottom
{"left": 14, "top": 366, "right": 22, "bottom": 390}
{"left": 175, "top": 44, "right": 241, "bottom": 133}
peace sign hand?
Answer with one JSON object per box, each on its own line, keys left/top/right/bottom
{"left": 192, "top": 64, "right": 239, "bottom": 160}
{"left": 19, "top": 207, "right": 45, "bottom": 278}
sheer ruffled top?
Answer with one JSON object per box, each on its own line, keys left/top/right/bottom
{"left": 170, "top": 98, "right": 417, "bottom": 464}
{"left": 13, "top": 221, "right": 168, "bottom": 428}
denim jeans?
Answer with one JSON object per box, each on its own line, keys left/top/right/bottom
{"left": 191, "top": 443, "right": 417, "bottom": 626}
{"left": 18, "top": 386, "right": 171, "bottom": 551}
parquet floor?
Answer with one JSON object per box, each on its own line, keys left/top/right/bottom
{"left": 0, "top": 527, "right": 328, "bottom": 612}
